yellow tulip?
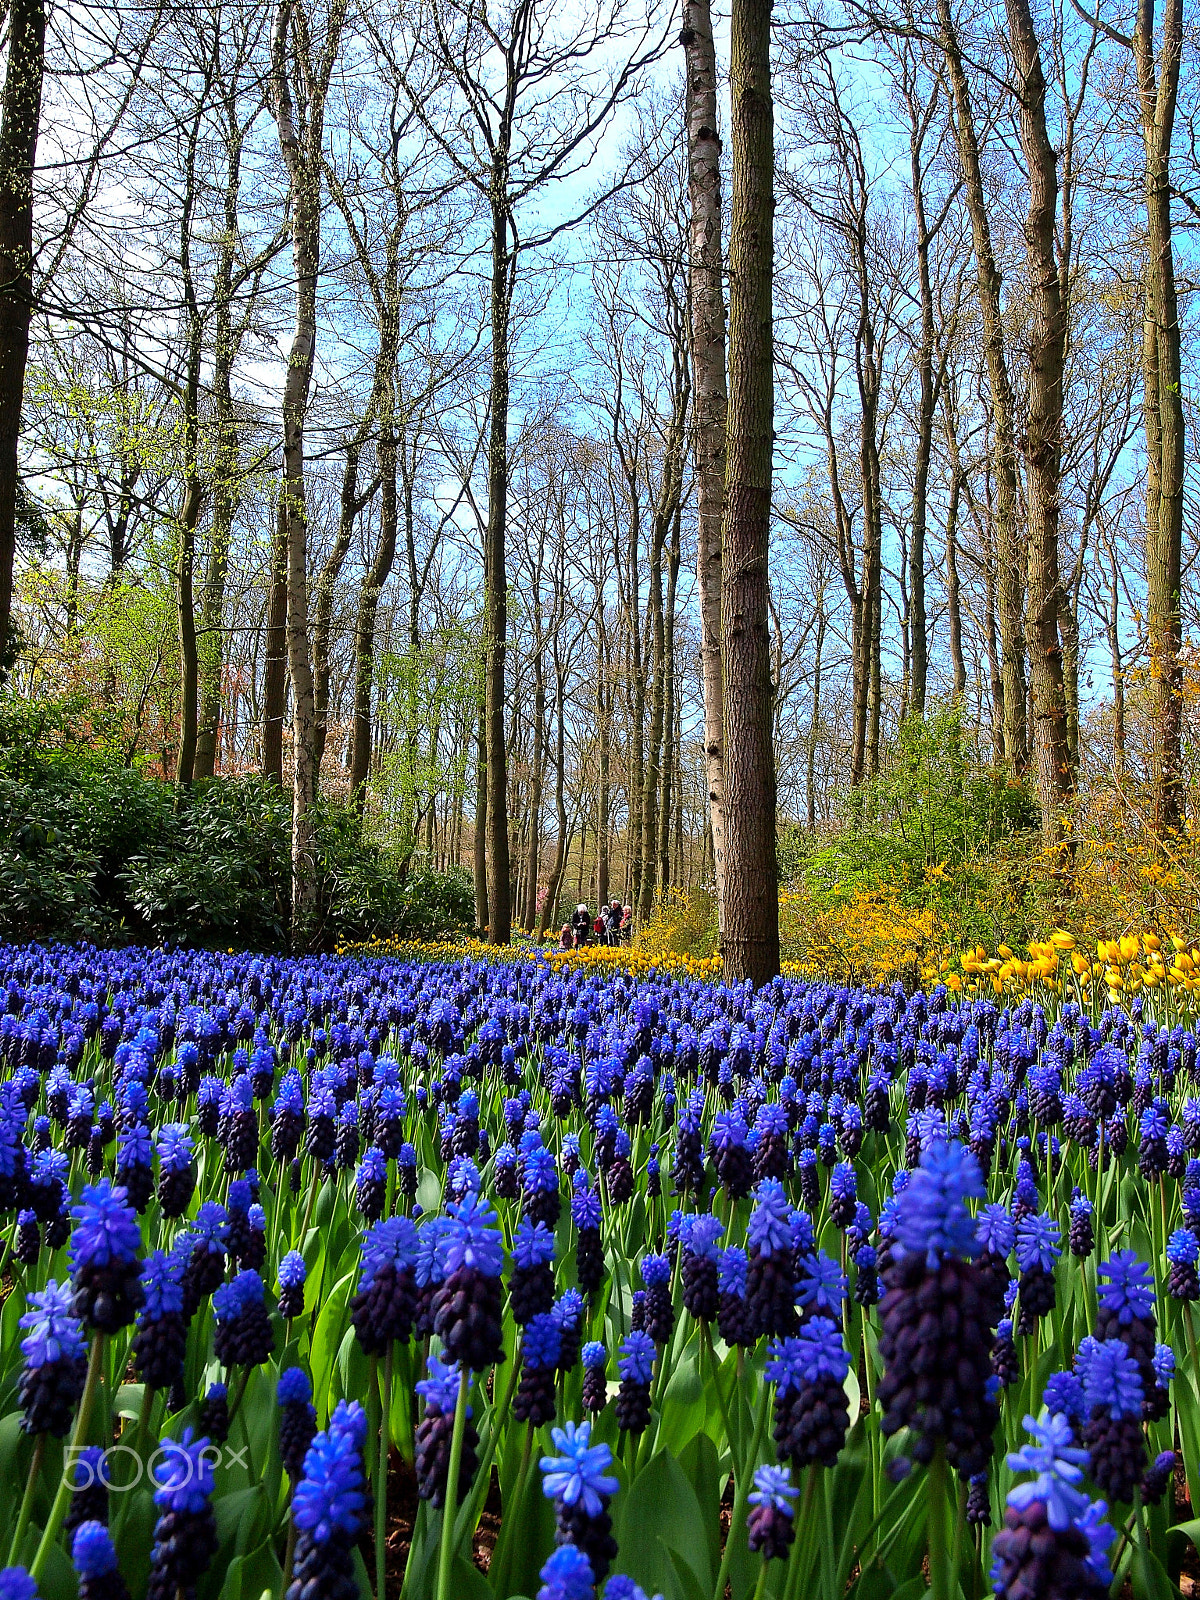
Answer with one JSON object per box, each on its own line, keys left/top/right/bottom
{"left": 1119, "top": 935, "right": 1139, "bottom": 963}
{"left": 1050, "top": 929, "right": 1075, "bottom": 951}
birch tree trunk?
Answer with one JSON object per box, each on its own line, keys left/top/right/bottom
{"left": 682, "top": 0, "right": 728, "bottom": 931}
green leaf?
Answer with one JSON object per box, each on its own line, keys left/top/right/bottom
{"left": 310, "top": 1269, "right": 354, "bottom": 1424}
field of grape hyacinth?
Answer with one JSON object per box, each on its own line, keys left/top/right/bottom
{"left": 0, "top": 943, "right": 1199, "bottom": 1600}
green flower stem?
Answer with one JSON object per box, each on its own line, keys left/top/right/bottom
{"left": 452, "top": 1354, "right": 520, "bottom": 1553}
{"left": 31, "top": 1331, "right": 105, "bottom": 1584}
{"left": 8, "top": 1433, "right": 46, "bottom": 1567}
{"left": 750, "top": 1560, "right": 769, "bottom": 1600}
{"left": 376, "top": 1347, "right": 392, "bottom": 1600}
{"left": 710, "top": 1378, "right": 770, "bottom": 1600}
{"left": 928, "top": 1443, "right": 949, "bottom": 1600}
{"left": 435, "top": 1366, "right": 470, "bottom": 1600}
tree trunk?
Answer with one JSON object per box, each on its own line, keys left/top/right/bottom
{"left": 937, "top": 0, "right": 1027, "bottom": 771}
{"left": 473, "top": 695, "right": 489, "bottom": 933}
{"left": 807, "top": 606, "right": 824, "bottom": 831}
{"left": 659, "top": 507, "right": 680, "bottom": 895}
{"left": 1108, "top": 547, "right": 1125, "bottom": 777}
{"left": 175, "top": 106, "right": 205, "bottom": 788}
{"left": 0, "top": 0, "right": 45, "bottom": 662}
{"left": 348, "top": 411, "right": 399, "bottom": 804}
{"left": 721, "top": 0, "right": 778, "bottom": 985}
{"left": 261, "top": 498, "right": 288, "bottom": 783}
{"left": 270, "top": 0, "right": 345, "bottom": 946}
{"left": 1007, "top": 0, "right": 1072, "bottom": 837}
{"left": 908, "top": 126, "right": 936, "bottom": 718}
{"left": 523, "top": 643, "right": 545, "bottom": 933}
{"left": 1134, "top": 0, "right": 1185, "bottom": 833}
{"left": 313, "top": 441, "right": 362, "bottom": 783}
{"left": 682, "top": 0, "right": 728, "bottom": 932}
{"left": 945, "top": 467, "right": 967, "bottom": 700}
{"left": 484, "top": 191, "right": 514, "bottom": 943}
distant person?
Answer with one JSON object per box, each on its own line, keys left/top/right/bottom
{"left": 593, "top": 912, "right": 605, "bottom": 941}
{"left": 621, "top": 904, "right": 633, "bottom": 942}
{"left": 571, "top": 903, "right": 591, "bottom": 947}
{"left": 605, "top": 901, "right": 622, "bottom": 945}
{"left": 558, "top": 923, "right": 572, "bottom": 950}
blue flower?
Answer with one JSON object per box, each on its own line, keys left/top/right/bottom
{"left": 357, "top": 1216, "right": 418, "bottom": 1294}
{"left": 416, "top": 1355, "right": 468, "bottom": 1416}
{"left": 1042, "top": 1370, "right": 1085, "bottom": 1422}
{"left": 640, "top": 1252, "right": 670, "bottom": 1287}
{"left": 747, "top": 1180, "right": 793, "bottom": 1257}
{"left": 291, "top": 1405, "right": 369, "bottom": 1543}
{"left": 717, "top": 1247, "right": 747, "bottom": 1298}
{"left": 767, "top": 1316, "right": 850, "bottom": 1394}
{"left": 523, "top": 1313, "right": 562, "bottom": 1370}
{"left": 795, "top": 1251, "right": 846, "bottom": 1315}
{"left": 278, "top": 1367, "right": 312, "bottom": 1405}
{"left": 1076, "top": 1498, "right": 1116, "bottom": 1585}
{"left": 513, "top": 1217, "right": 556, "bottom": 1270}
{"left": 974, "top": 1202, "right": 1015, "bottom": 1258}
{"left": 537, "top": 1544, "right": 594, "bottom": 1600}
{"left": 155, "top": 1123, "right": 194, "bottom": 1173}
{"left": 69, "top": 1181, "right": 141, "bottom": 1273}
{"left": 152, "top": 1429, "right": 215, "bottom": 1514}
{"left": 686, "top": 1215, "right": 724, "bottom": 1260}
{"left": 71, "top": 1520, "right": 117, "bottom": 1579}
{"left": 618, "top": 1330, "right": 655, "bottom": 1385}
{"left": 891, "top": 1141, "right": 983, "bottom": 1267}
{"left": 748, "top": 1464, "right": 798, "bottom": 1515}
{"left": 1005, "top": 1414, "right": 1090, "bottom": 1529}
{"left": 443, "top": 1193, "right": 504, "bottom": 1278}
{"left": 1015, "top": 1212, "right": 1061, "bottom": 1274}
{"left": 139, "top": 1251, "right": 183, "bottom": 1323}
{"left": 539, "top": 1420, "right": 619, "bottom": 1516}
{"left": 0, "top": 1568, "right": 39, "bottom": 1600}
{"left": 279, "top": 1251, "right": 307, "bottom": 1290}
{"left": 1097, "top": 1251, "right": 1155, "bottom": 1323}
{"left": 1153, "top": 1344, "right": 1175, "bottom": 1389}
{"left": 582, "top": 1341, "right": 607, "bottom": 1372}
{"left": 412, "top": 1217, "right": 451, "bottom": 1287}
{"left": 19, "top": 1280, "right": 86, "bottom": 1369}
{"left": 1168, "top": 1228, "right": 1199, "bottom": 1265}
{"left": 1078, "top": 1338, "right": 1143, "bottom": 1419}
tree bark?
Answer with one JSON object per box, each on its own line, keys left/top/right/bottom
{"left": 721, "top": 0, "right": 778, "bottom": 985}
{"left": 261, "top": 499, "right": 288, "bottom": 783}
{"left": 682, "top": 0, "right": 728, "bottom": 932}
{"left": 1007, "top": 0, "right": 1072, "bottom": 838}
{"left": 1132, "top": 0, "right": 1185, "bottom": 833}
{"left": 270, "top": 0, "right": 346, "bottom": 946}
{"left": 0, "top": 0, "right": 44, "bottom": 663}
{"left": 936, "top": 0, "right": 1027, "bottom": 770}
{"left": 945, "top": 467, "right": 967, "bottom": 700}
{"left": 473, "top": 694, "right": 489, "bottom": 933}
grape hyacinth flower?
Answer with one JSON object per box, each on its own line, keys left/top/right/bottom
{"left": 432, "top": 1193, "right": 505, "bottom": 1371}
{"left": 1096, "top": 1250, "right": 1158, "bottom": 1414}
{"left": 0, "top": 1570, "right": 38, "bottom": 1600}
{"left": 1014, "top": 1212, "right": 1061, "bottom": 1336}
{"left": 540, "top": 1419, "right": 620, "bottom": 1580}
{"left": 990, "top": 1414, "right": 1113, "bottom": 1600}
{"left": 746, "top": 1464, "right": 799, "bottom": 1562}
{"left": 1079, "top": 1338, "right": 1147, "bottom": 1505}
{"left": 681, "top": 1214, "right": 723, "bottom": 1322}
{"left": 278, "top": 1367, "right": 318, "bottom": 1481}
{"left": 198, "top": 1381, "right": 229, "bottom": 1443}
{"left": 768, "top": 1316, "right": 851, "bottom": 1469}
{"left": 745, "top": 1179, "right": 798, "bottom": 1339}
{"left": 717, "top": 1246, "right": 753, "bottom": 1347}
{"left": 614, "top": 1330, "right": 655, "bottom": 1435}
{"left": 510, "top": 1216, "right": 557, "bottom": 1325}
{"left": 131, "top": 1251, "right": 186, "bottom": 1395}
{"left": 154, "top": 1124, "right": 196, "bottom": 1219}
{"left": 414, "top": 1356, "right": 478, "bottom": 1507}
{"left": 582, "top": 1342, "right": 608, "bottom": 1414}
{"left": 572, "top": 1173, "right": 604, "bottom": 1297}
{"left": 71, "top": 1523, "right": 129, "bottom": 1600}
{"left": 536, "top": 1545, "right": 594, "bottom": 1600}
{"left": 145, "top": 1431, "right": 219, "bottom": 1600}
{"left": 639, "top": 1252, "right": 674, "bottom": 1346}
{"left": 1140, "top": 1450, "right": 1177, "bottom": 1508}
{"left": 278, "top": 1251, "right": 307, "bottom": 1320}
{"left": 876, "top": 1141, "right": 997, "bottom": 1478}
{"left": 177, "top": 1202, "right": 228, "bottom": 1321}
{"left": 1167, "top": 1229, "right": 1200, "bottom": 1301}
{"left": 349, "top": 1216, "right": 417, "bottom": 1355}
{"left": 514, "top": 1312, "right": 562, "bottom": 1428}
{"left": 286, "top": 1402, "right": 371, "bottom": 1600}
{"left": 64, "top": 1448, "right": 109, "bottom": 1540}
{"left": 212, "top": 1270, "right": 275, "bottom": 1370}
{"left": 69, "top": 1182, "right": 144, "bottom": 1333}
{"left": 1068, "top": 1190, "right": 1094, "bottom": 1258}
{"left": 18, "top": 1280, "right": 88, "bottom": 1437}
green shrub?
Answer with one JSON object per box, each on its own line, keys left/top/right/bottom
{"left": 0, "top": 693, "right": 474, "bottom": 950}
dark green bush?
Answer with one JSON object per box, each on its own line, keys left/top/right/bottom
{"left": 0, "top": 695, "right": 474, "bottom": 950}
